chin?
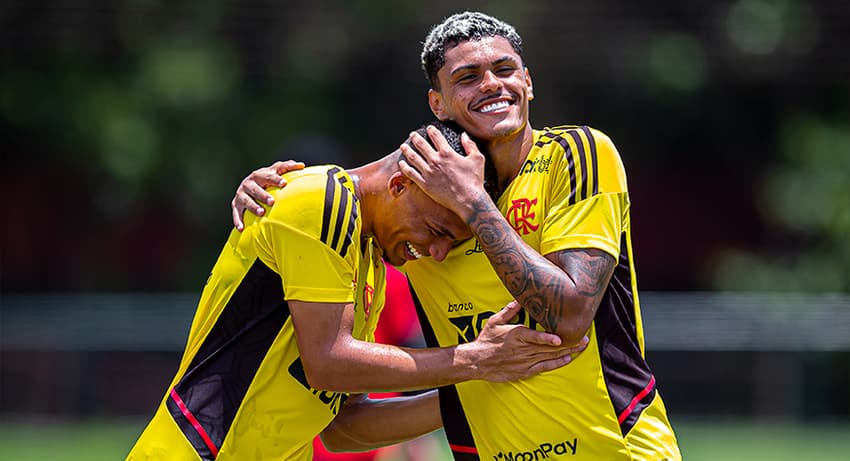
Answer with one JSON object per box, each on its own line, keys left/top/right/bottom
{"left": 472, "top": 118, "right": 524, "bottom": 140}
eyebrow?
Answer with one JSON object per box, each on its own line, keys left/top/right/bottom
{"left": 449, "top": 56, "right": 517, "bottom": 77}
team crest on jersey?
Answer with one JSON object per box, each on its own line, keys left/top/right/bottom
{"left": 506, "top": 198, "right": 539, "bottom": 235}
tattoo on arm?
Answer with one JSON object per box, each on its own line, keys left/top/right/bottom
{"left": 549, "top": 249, "right": 615, "bottom": 300}
{"left": 467, "top": 195, "right": 616, "bottom": 335}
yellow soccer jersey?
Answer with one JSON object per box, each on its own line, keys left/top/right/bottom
{"left": 127, "top": 166, "right": 386, "bottom": 461}
{"left": 404, "top": 127, "right": 679, "bottom": 461}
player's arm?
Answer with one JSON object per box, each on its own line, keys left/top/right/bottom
{"left": 319, "top": 391, "right": 441, "bottom": 452}
{"left": 289, "top": 299, "right": 588, "bottom": 393}
{"left": 399, "top": 127, "right": 615, "bottom": 345}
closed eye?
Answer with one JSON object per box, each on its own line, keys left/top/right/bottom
{"left": 429, "top": 225, "right": 455, "bottom": 240}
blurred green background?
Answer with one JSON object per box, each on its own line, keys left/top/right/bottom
{"left": 1, "top": 0, "right": 848, "bottom": 459}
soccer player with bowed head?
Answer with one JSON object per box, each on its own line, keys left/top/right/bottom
{"left": 126, "top": 120, "right": 583, "bottom": 461}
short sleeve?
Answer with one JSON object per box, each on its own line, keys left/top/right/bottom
{"left": 541, "top": 192, "right": 627, "bottom": 259}
{"left": 540, "top": 127, "right": 629, "bottom": 259}
{"left": 249, "top": 167, "right": 359, "bottom": 304}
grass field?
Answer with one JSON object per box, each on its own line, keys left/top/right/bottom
{"left": 0, "top": 418, "right": 847, "bottom": 460}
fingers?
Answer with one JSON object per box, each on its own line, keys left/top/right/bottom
{"left": 425, "top": 125, "right": 453, "bottom": 153}
{"left": 398, "top": 158, "right": 425, "bottom": 186}
{"left": 231, "top": 190, "right": 265, "bottom": 228}
{"left": 526, "top": 336, "right": 589, "bottom": 375}
{"left": 232, "top": 197, "right": 246, "bottom": 231}
{"left": 516, "top": 327, "right": 562, "bottom": 347}
{"left": 249, "top": 170, "right": 286, "bottom": 194}
{"left": 399, "top": 143, "right": 429, "bottom": 180}
{"left": 231, "top": 161, "right": 300, "bottom": 231}
{"left": 401, "top": 133, "right": 433, "bottom": 168}
{"left": 519, "top": 342, "right": 586, "bottom": 377}
{"left": 527, "top": 352, "right": 575, "bottom": 375}
{"left": 565, "top": 335, "right": 590, "bottom": 354}
{"left": 460, "top": 132, "right": 483, "bottom": 158}
{"left": 231, "top": 179, "right": 272, "bottom": 230}
{"left": 242, "top": 176, "right": 276, "bottom": 206}
{"left": 407, "top": 131, "right": 435, "bottom": 159}
{"left": 487, "top": 300, "right": 522, "bottom": 325}
{"left": 272, "top": 160, "right": 305, "bottom": 175}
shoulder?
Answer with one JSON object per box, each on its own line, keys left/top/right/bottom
{"left": 273, "top": 165, "right": 351, "bottom": 199}
{"left": 269, "top": 165, "right": 356, "bottom": 210}
{"left": 535, "top": 125, "right": 619, "bottom": 159}
{"left": 536, "top": 125, "right": 627, "bottom": 194}
{"left": 263, "top": 165, "right": 360, "bottom": 247}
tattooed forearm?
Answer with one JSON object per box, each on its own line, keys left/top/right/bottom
{"left": 465, "top": 194, "right": 616, "bottom": 340}
{"left": 550, "top": 249, "right": 616, "bottom": 300}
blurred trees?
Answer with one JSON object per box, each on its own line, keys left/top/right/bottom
{"left": 711, "top": 115, "right": 850, "bottom": 291}
{"left": 1, "top": 0, "right": 848, "bottom": 293}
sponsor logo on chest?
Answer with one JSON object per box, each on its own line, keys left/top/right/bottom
{"left": 519, "top": 156, "right": 552, "bottom": 176}
{"left": 447, "top": 307, "right": 540, "bottom": 343}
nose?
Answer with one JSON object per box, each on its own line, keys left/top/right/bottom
{"left": 480, "top": 70, "right": 501, "bottom": 92}
{"left": 428, "top": 237, "right": 454, "bottom": 262}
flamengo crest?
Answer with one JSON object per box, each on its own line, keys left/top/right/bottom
{"left": 506, "top": 198, "right": 539, "bottom": 235}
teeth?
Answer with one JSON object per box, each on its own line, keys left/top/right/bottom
{"left": 406, "top": 241, "right": 423, "bottom": 259}
{"left": 480, "top": 101, "right": 509, "bottom": 113}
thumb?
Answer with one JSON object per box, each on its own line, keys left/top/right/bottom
{"left": 488, "top": 300, "right": 522, "bottom": 325}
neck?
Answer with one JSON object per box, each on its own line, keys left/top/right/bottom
{"left": 347, "top": 157, "right": 391, "bottom": 240}
{"left": 486, "top": 124, "right": 535, "bottom": 191}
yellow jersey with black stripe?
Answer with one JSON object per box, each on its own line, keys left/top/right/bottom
{"left": 404, "top": 126, "right": 680, "bottom": 461}
{"left": 127, "top": 166, "right": 386, "bottom": 461}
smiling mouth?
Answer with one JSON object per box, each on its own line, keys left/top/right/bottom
{"left": 405, "top": 241, "right": 424, "bottom": 260}
{"left": 477, "top": 100, "right": 510, "bottom": 113}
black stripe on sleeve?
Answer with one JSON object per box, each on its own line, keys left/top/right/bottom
{"left": 320, "top": 167, "right": 340, "bottom": 244}
{"left": 340, "top": 200, "right": 358, "bottom": 258}
{"left": 566, "top": 129, "right": 589, "bottom": 202}
{"left": 542, "top": 131, "right": 578, "bottom": 205}
{"left": 581, "top": 125, "right": 599, "bottom": 196}
{"left": 535, "top": 131, "right": 577, "bottom": 205}
{"left": 320, "top": 167, "right": 357, "bottom": 256}
{"left": 329, "top": 184, "right": 349, "bottom": 252}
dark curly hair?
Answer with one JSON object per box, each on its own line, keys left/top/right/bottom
{"left": 421, "top": 11, "right": 524, "bottom": 90}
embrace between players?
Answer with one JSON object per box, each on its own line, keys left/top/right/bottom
{"left": 128, "top": 11, "right": 681, "bottom": 461}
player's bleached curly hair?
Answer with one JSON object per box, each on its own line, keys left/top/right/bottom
{"left": 421, "top": 11, "right": 524, "bottom": 90}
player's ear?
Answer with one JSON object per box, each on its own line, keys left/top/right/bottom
{"left": 428, "top": 89, "right": 449, "bottom": 121}
{"left": 388, "top": 171, "right": 412, "bottom": 197}
{"left": 525, "top": 67, "right": 534, "bottom": 101}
